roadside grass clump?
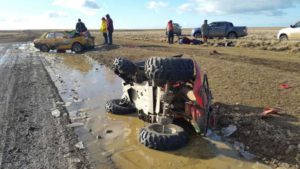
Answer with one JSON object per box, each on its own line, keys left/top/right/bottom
{"left": 234, "top": 39, "right": 300, "bottom": 52}
{"left": 290, "top": 47, "right": 300, "bottom": 53}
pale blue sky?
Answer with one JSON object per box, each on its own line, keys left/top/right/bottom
{"left": 0, "top": 0, "right": 299, "bottom": 30}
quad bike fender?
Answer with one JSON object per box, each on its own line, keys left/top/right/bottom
{"left": 191, "top": 60, "right": 214, "bottom": 134}
{"left": 193, "top": 61, "right": 204, "bottom": 108}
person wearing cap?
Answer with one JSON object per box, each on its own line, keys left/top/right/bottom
{"left": 100, "top": 17, "right": 108, "bottom": 44}
{"left": 166, "top": 20, "right": 174, "bottom": 44}
{"left": 106, "top": 14, "right": 114, "bottom": 45}
{"left": 76, "top": 18, "right": 87, "bottom": 33}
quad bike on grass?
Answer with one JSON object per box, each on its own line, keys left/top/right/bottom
{"left": 105, "top": 56, "right": 215, "bottom": 150}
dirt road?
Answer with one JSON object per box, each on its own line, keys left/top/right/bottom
{"left": 0, "top": 43, "right": 89, "bottom": 169}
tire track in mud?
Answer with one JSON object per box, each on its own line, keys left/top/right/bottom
{"left": 0, "top": 44, "right": 89, "bottom": 169}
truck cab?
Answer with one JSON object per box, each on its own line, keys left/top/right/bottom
{"left": 192, "top": 21, "right": 247, "bottom": 39}
{"left": 277, "top": 21, "right": 300, "bottom": 41}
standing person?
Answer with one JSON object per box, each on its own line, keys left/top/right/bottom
{"left": 166, "top": 20, "right": 174, "bottom": 44}
{"left": 201, "top": 20, "right": 209, "bottom": 43}
{"left": 76, "top": 18, "right": 87, "bottom": 33}
{"left": 100, "top": 17, "right": 108, "bottom": 44}
{"left": 106, "top": 14, "right": 114, "bottom": 45}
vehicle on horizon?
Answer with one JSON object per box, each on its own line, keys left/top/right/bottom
{"left": 277, "top": 21, "right": 300, "bottom": 41}
{"left": 191, "top": 21, "right": 247, "bottom": 39}
{"left": 166, "top": 23, "right": 182, "bottom": 36}
{"left": 105, "top": 56, "right": 215, "bottom": 151}
{"left": 33, "top": 31, "right": 95, "bottom": 53}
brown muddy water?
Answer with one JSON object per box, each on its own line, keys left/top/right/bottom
{"left": 41, "top": 50, "right": 272, "bottom": 169}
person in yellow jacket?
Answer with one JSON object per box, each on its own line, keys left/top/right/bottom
{"left": 100, "top": 17, "right": 108, "bottom": 44}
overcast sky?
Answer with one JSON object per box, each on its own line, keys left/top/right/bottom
{"left": 0, "top": 0, "right": 299, "bottom": 30}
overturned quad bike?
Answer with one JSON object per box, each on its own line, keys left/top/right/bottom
{"left": 105, "top": 56, "right": 215, "bottom": 150}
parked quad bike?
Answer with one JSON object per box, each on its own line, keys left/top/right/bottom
{"left": 105, "top": 56, "right": 215, "bottom": 151}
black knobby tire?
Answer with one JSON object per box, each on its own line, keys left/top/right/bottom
{"left": 139, "top": 123, "right": 189, "bottom": 151}
{"left": 105, "top": 99, "right": 136, "bottom": 115}
{"left": 227, "top": 32, "right": 237, "bottom": 39}
{"left": 72, "top": 43, "right": 83, "bottom": 53}
{"left": 112, "top": 58, "right": 137, "bottom": 76}
{"left": 40, "top": 45, "right": 49, "bottom": 52}
{"left": 145, "top": 57, "right": 194, "bottom": 86}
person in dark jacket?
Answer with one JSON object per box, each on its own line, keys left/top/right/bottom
{"left": 166, "top": 20, "right": 174, "bottom": 44}
{"left": 201, "top": 20, "right": 209, "bottom": 43}
{"left": 76, "top": 18, "right": 87, "bottom": 33}
{"left": 106, "top": 14, "right": 114, "bottom": 45}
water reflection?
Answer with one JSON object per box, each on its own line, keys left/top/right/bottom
{"left": 60, "top": 54, "right": 93, "bottom": 73}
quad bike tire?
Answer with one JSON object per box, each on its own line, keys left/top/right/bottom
{"left": 105, "top": 99, "right": 136, "bottom": 115}
{"left": 113, "top": 58, "right": 137, "bottom": 76}
{"left": 145, "top": 57, "right": 194, "bottom": 86}
{"left": 139, "top": 123, "right": 189, "bottom": 151}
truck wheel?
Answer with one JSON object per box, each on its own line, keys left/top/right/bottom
{"left": 113, "top": 58, "right": 137, "bottom": 76}
{"left": 40, "top": 45, "right": 49, "bottom": 52}
{"left": 139, "top": 123, "right": 188, "bottom": 150}
{"left": 279, "top": 35, "right": 288, "bottom": 41}
{"left": 145, "top": 57, "right": 194, "bottom": 86}
{"left": 105, "top": 99, "right": 136, "bottom": 115}
{"left": 72, "top": 43, "right": 83, "bottom": 53}
{"left": 227, "top": 32, "right": 237, "bottom": 39}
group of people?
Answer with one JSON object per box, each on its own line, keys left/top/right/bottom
{"left": 100, "top": 14, "right": 114, "bottom": 45}
{"left": 166, "top": 19, "right": 209, "bottom": 44}
{"left": 77, "top": 16, "right": 208, "bottom": 46}
{"left": 75, "top": 14, "right": 114, "bottom": 45}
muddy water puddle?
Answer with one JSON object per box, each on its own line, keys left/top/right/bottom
{"left": 41, "top": 51, "right": 271, "bottom": 169}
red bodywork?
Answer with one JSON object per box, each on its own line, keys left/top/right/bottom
{"left": 189, "top": 60, "right": 214, "bottom": 132}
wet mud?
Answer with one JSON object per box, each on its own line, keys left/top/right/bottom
{"left": 0, "top": 43, "right": 89, "bottom": 169}
{"left": 41, "top": 49, "right": 274, "bottom": 169}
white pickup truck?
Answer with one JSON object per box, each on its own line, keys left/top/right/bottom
{"left": 277, "top": 21, "right": 300, "bottom": 41}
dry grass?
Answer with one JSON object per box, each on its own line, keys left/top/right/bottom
{"left": 92, "top": 28, "right": 300, "bottom": 53}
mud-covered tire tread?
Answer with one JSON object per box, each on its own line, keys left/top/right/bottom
{"left": 139, "top": 124, "right": 188, "bottom": 151}
{"left": 105, "top": 99, "right": 136, "bottom": 115}
{"left": 145, "top": 57, "right": 194, "bottom": 86}
{"left": 113, "top": 58, "right": 137, "bottom": 76}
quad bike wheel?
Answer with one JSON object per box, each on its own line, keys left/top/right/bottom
{"left": 112, "top": 58, "right": 137, "bottom": 75}
{"left": 145, "top": 57, "right": 194, "bottom": 86}
{"left": 139, "top": 123, "right": 188, "bottom": 151}
{"left": 105, "top": 99, "right": 136, "bottom": 115}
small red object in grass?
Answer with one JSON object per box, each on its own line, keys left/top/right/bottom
{"left": 279, "top": 84, "right": 291, "bottom": 89}
{"left": 261, "top": 107, "right": 280, "bottom": 117}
